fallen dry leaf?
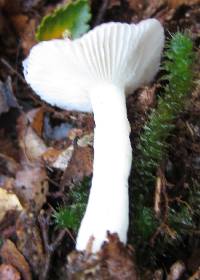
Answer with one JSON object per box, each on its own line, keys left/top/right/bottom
{"left": 0, "top": 188, "right": 23, "bottom": 222}
{"left": 42, "top": 147, "right": 62, "bottom": 165}
{"left": 0, "top": 264, "right": 21, "bottom": 280}
{"left": 167, "top": 261, "right": 186, "bottom": 280}
{"left": 67, "top": 233, "right": 138, "bottom": 279}
{"left": 68, "top": 128, "right": 84, "bottom": 141}
{"left": 16, "top": 211, "right": 45, "bottom": 277}
{"left": 51, "top": 145, "right": 74, "bottom": 171}
{"left": 61, "top": 146, "right": 93, "bottom": 186}
{"left": 15, "top": 164, "right": 48, "bottom": 212}
{"left": 17, "top": 111, "right": 48, "bottom": 162}
{"left": 23, "top": 126, "right": 48, "bottom": 160}
{"left": 137, "top": 85, "right": 157, "bottom": 113}
{"left": 11, "top": 15, "right": 37, "bottom": 55}
{"left": 0, "top": 239, "right": 32, "bottom": 280}
{"left": 100, "top": 234, "right": 138, "bottom": 280}
{"left": 77, "top": 133, "right": 94, "bottom": 147}
{"left": 43, "top": 145, "right": 74, "bottom": 171}
{"left": 31, "top": 107, "right": 45, "bottom": 137}
{"left": 42, "top": 139, "right": 93, "bottom": 171}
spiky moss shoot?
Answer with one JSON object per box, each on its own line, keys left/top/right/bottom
{"left": 136, "top": 33, "right": 195, "bottom": 185}
{"left": 53, "top": 178, "right": 89, "bottom": 231}
{"left": 130, "top": 33, "right": 196, "bottom": 266}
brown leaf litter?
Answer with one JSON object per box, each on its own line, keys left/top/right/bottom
{"left": 0, "top": 264, "right": 21, "bottom": 280}
{"left": 0, "top": 239, "right": 32, "bottom": 280}
{"left": 67, "top": 233, "right": 138, "bottom": 280}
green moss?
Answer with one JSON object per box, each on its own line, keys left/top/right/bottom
{"left": 130, "top": 33, "right": 196, "bottom": 266}
{"left": 53, "top": 178, "right": 90, "bottom": 231}
{"left": 134, "top": 206, "right": 158, "bottom": 240}
{"left": 136, "top": 33, "right": 195, "bottom": 186}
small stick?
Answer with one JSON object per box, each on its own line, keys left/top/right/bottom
{"left": 1, "top": 58, "right": 53, "bottom": 108}
{"left": 38, "top": 211, "right": 67, "bottom": 280}
{"left": 1, "top": 58, "right": 26, "bottom": 84}
{"left": 154, "top": 175, "right": 162, "bottom": 217}
{"left": 93, "top": 0, "right": 110, "bottom": 27}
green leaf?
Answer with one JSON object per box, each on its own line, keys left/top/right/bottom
{"left": 36, "top": 0, "right": 91, "bottom": 41}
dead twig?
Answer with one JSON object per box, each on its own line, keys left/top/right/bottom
{"left": 154, "top": 167, "right": 169, "bottom": 220}
{"left": 151, "top": 167, "right": 172, "bottom": 245}
{"left": 154, "top": 175, "right": 162, "bottom": 217}
{"left": 1, "top": 58, "right": 26, "bottom": 84}
{"left": 1, "top": 58, "right": 57, "bottom": 109}
{"left": 93, "top": 0, "right": 110, "bottom": 27}
{"left": 38, "top": 211, "right": 67, "bottom": 280}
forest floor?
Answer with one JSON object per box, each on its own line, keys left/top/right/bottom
{"left": 0, "top": 0, "right": 200, "bottom": 279}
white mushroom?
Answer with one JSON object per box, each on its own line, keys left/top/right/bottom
{"left": 23, "top": 19, "right": 164, "bottom": 252}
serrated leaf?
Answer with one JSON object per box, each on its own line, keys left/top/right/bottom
{"left": 36, "top": 0, "right": 91, "bottom": 41}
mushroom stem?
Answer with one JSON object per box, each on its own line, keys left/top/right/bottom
{"left": 76, "top": 83, "right": 132, "bottom": 252}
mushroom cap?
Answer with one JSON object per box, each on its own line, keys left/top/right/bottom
{"left": 23, "top": 19, "right": 164, "bottom": 112}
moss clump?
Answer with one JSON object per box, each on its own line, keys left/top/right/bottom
{"left": 130, "top": 33, "right": 196, "bottom": 266}
{"left": 136, "top": 33, "right": 195, "bottom": 185}
{"left": 53, "top": 178, "right": 90, "bottom": 231}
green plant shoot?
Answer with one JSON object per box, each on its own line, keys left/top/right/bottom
{"left": 136, "top": 33, "right": 195, "bottom": 184}
{"left": 53, "top": 178, "right": 89, "bottom": 231}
